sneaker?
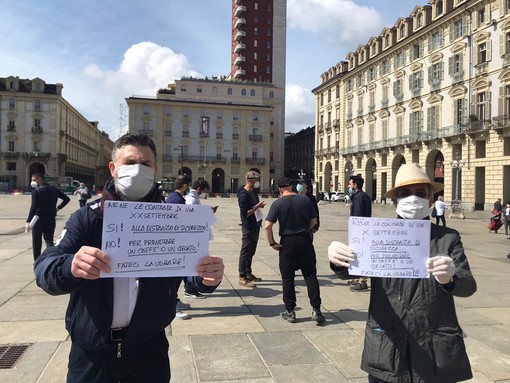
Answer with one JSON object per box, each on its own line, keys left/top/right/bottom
{"left": 281, "top": 310, "right": 296, "bottom": 323}
{"left": 347, "top": 279, "right": 360, "bottom": 286}
{"left": 350, "top": 282, "right": 369, "bottom": 292}
{"left": 176, "top": 299, "right": 190, "bottom": 310}
{"left": 184, "top": 291, "right": 206, "bottom": 299}
{"left": 247, "top": 273, "right": 262, "bottom": 282}
{"left": 239, "top": 276, "right": 256, "bottom": 288}
{"left": 175, "top": 310, "right": 190, "bottom": 320}
{"left": 311, "top": 309, "right": 325, "bottom": 324}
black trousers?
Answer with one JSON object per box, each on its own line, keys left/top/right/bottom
{"left": 31, "top": 216, "right": 56, "bottom": 261}
{"left": 67, "top": 331, "right": 170, "bottom": 383}
{"left": 279, "top": 235, "right": 321, "bottom": 311}
{"left": 79, "top": 199, "right": 86, "bottom": 208}
{"left": 238, "top": 228, "right": 260, "bottom": 277}
{"left": 435, "top": 214, "right": 446, "bottom": 227}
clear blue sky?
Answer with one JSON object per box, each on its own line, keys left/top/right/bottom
{"left": 1, "top": 0, "right": 428, "bottom": 138}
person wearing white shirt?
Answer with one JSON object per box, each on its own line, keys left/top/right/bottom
{"left": 434, "top": 195, "right": 446, "bottom": 227}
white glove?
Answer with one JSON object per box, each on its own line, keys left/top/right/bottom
{"left": 427, "top": 255, "right": 455, "bottom": 284}
{"left": 328, "top": 241, "right": 354, "bottom": 268}
{"left": 25, "top": 223, "right": 31, "bottom": 233}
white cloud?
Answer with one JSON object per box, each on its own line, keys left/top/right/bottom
{"left": 79, "top": 42, "right": 201, "bottom": 138}
{"left": 285, "top": 84, "right": 316, "bottom": 133}
{"left": 287, "top": 0, "right": 383, "bottom": 45}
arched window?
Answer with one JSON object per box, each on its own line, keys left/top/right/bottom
{"left": 227, "top": 87, "right": 233, "bottom": 95}
{"left": 242, "top": 89, "right": 247, "bottom": 96}
{"left": 250, "top": 89, "right": 255, "bottom": 96}
{"left": 269, "top": 91, "right": 274, "bottom": 98}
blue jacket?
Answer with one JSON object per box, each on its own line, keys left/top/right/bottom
{"left": 34, "top": 180, "right": 218, "bottom": 351}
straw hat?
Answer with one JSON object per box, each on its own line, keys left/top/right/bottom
{"left": 385, "top": 163, "right": 444, "bottom": 199}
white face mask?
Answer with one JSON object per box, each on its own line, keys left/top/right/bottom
{"left": 396, "top": 195, "right": 431, "bottom": 220}
{"left": 30, "top": 181, "right": 38, "bottom": 188}
{"left": 253, "top": 181, "right": 260, "bottom": 189}
{"left": 115, "top": 164, "right": 155, "bottom": 201}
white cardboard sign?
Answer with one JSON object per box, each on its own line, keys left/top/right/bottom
{"left": 100, "top": 201, "right": 213, "bottom": 278}
{"left": 348, "top": 217, "right": 431, "bottom": 279}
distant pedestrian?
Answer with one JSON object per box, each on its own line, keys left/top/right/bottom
{"left": 237, "top": 170, "right": 266, "bottom": 287}
{"left": 297, "top": 179, "right": 319, "bottom": 234}
{"left": 434, "top": 195, "right": 446, "bottom": 227}
{"left": 493, "top": 198, "right": 503, "bottom": 219}
{"left": 265, "top": 177, "right": 324, "bottom": 324}
{"left": 26, "top": 172, "right": 70, "bottom": 260}
{"left": 504, "top": 202, "right": 510, "bottom": 238}
{"left": 74, "top": 182, "right": 90, "bottom": 208}
{"left": 347, "top": 175, "right": 372, "bottom": 292}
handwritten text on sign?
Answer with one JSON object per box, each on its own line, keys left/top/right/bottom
{"left": 348, "top": 217, "right": 431, "bottom": 279}
{"left": 100, "top": 201, "right": 213, "bottom": 278}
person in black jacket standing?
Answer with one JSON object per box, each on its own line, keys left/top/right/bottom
{"left": 34, "top": 133, "right": 224, "bottom": 383}
{"left": 26, "top": 172, "right": 70, "bottom": 260}
{"left": 237, "top": 170, "right": 266, "bottom": 287}
{"left": 328, "top": 163, "right": 476, "bottom": 383}
{"left": 347, "top": 175, "right": 372, "bottom": 291}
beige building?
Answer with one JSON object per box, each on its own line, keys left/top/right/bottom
{"left": 0, "top": 76, "right": 113, "bottom": 192}
{"left": 127, "top": 78, "right": 282, "bottom": 193}
{"left": 314, "top": 0, "right": 510, "bottom": 211}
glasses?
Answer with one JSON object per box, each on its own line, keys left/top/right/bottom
{"left": 396, "top": 188, "right": 430, "bottom": 199}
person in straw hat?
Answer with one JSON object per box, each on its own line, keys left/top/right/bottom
{"left": 328, "top": 163, "right": 477, "bottom": 383}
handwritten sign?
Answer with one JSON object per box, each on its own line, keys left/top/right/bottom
{"left": 348, "top": 217, "right": 430, "bottom": 279}
{"left": 100, "top": 201, "right": 214, "bottom": 278}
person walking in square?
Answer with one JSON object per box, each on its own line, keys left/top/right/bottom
{"left": 434, "top": 195, "right": 447, "bottom": 227}
{"left": 74, "top": 182, "right": 90, "bottom": 208}
{"left": 26, "top": 172, "right": 70, "bottom": 260}
{"left": 265, "top": 177, "right": 324, "bottom": 324}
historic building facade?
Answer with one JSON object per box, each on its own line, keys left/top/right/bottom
{"left": 126, "top": 78, "right": 280, "bottom": 193}
{"left": 314, "top": 0, "right": 510, "bottom": 210}
{"left": 0, "top": 76, "right": 113, "bottom": 192}
{"left": 230, "top": 0, "right": 287, "bottom": 182}
{"left": 284, "top": 126, "right": 315, "bottom": 182}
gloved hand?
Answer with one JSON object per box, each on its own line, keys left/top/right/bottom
{"left": 25, "top": 223, "right": 31, "bottom": 233}
{"left": 427, "top": 255, "right": 455, "bottom": 284}
{"left": 328, "top": 241, "right": 354, "bottom": 268}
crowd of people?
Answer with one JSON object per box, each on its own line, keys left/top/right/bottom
{"left": 30, "top": 133, "right": 478, "bottom": 382}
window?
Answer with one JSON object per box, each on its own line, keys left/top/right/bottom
{"left": 347, "top": 79, "right": 353, "bottom": 92}
{"left": 269, "top": 91, "right": 274, "bottom": 98}
{"left": 165, "top": 106, "right": 172, "bottom": 116}
{"left": 200, "top": 109, "right": 206, "bottom": 117}
{"left": 227, "top": 87, "right": 233, "bottom": 95}
{"left": 400, "top": 24, "right": 406, "bottom": 39}
{"left": 453, "top": 19, "right": 464, "bottom": 40}
{"left": 411, "top": 42, "right": 422, "bottom": 60}
{"left": 9, "top": 98, "right": 15, "bottom": 110}
{"left": 320, "top": 93, "right": 324, "bottom": 106}
{"left": 478, "top": 9, "right": 485, "bottom": 25}
{"left": 382, "top": 120, "right": 388, "bottom": 140}
{"left": 9, "top": 81, "right": 15, "bottom": 90}
{"left": 267, "top": 29, "right": 271, "bottom": 37}
{"left": 409, "top": 72, "right": 423, "bottom": 91}
{"left": 241, "top": 89, "right": 246, "bottom": 96}
{"left": 253, "top": 112, "right": 258, "bottom": 121}
{"left": 8, "top": 120, "right": 15, "bottom": 131}
{"left": 368, "top": 67, "right": 376, "bottom": 82}
{"left": 34, "top": 119, "right": 41, "bottom": 128}
{"left": 252, "top": 150, "right": 257, "bottom": 160}
{"left": 254, "top": 64, "right": 258, "bottom": 73}
{"left": 254, "top": 52, "right": 258, "bottom": 59}
{"left": 143, "top": 105, "right": 150, "bottom": 115}
{"left": 33, "top": 142, "right": 41, "bottom": 152}
{"left": 336, "top": 85, "right": 340, "bottom": 98}
{"left": 7, "top": 162, "right": 16, "bottom": 171}
{"left": 233, "top": 111, "right": 239, "bottom": 120}
{"left": 183, "top": 107, "right": 189, "bottom": 117}
{"left": 505, "top": 85, "right": 510, "bottom": 115}
{"left": 504, "top": 32, "right": 510, "bottom": 56}
{"left": 449, "top": 53, "right": 464, "bottom": 76}
{"left": 436, "top": 0, "right": 443, "bottom": 16}
{"left": 217, "top": 110, "right": 222, "bottom": 119}
{"left": 254, "top": 40, "right": 258, "bottom": 47}
{"left": 476, "top": 92, "right": 490, "bottom": 120}
{"left": 267, "top": 17, "right": 271, "bottom": 24}
{"left": 8, "top": 141, "right": 15, "bottom": 152}
{"left": 417, "top": 13, "right": 423, "bottom": 28}
{"left": 454, "top": 98, "right": 467, "bottom": 125}
{"left": 181, "top": 84, "right": 187, "bottom": 92}
{"left": 267, "top": 53, "right": 271, "bottom": 61}
{"left": 393, "top": 79, "right": 404, "bottom": 102}
{"left": 396, "top": 115, "right": 403, "bottom": 137}
{"left": 212, "top": 86, "right": 218, "bottom": 95}
{"left": 381, "top": 59, "right": 390, "bottom": 75}
{"left": 266, "top": 41, "right": 271, "bottom": 48}
{"left": 427, "top": 106, "right": 439, "bottom": 130}
{"left": 35, "top": 99, "right": 41, "bottom": 111}
{"left": 266, "top": 66, "right": 270, "bottom": 74}
{"left": 254, "top": 15, "right": 258, "bottom": 22}
{"left": 476, "top": 42, "right": 490, "bottom": 64}
{"left": 35, "top": 83, "right": 41, "bottom": 92}
{"left": 385, "top": 35, "right": 390, "bottom": 48}
{"left": 254, "top": 27, "right": 258, "bottom": 35}
{"left": 395, "top": 51, "right": 405, "bottom": 68}
{"left": 372, "top": 44, "right": 377, "bottom": 56}
{"left": 382, "top": 84, "right": 389, "bottom": 104}
{"left": 250, "top": 89, "right": 255, "bottom": 96}
{"left": 328, "top": 89, "right": 331, "bottom": 102}
{"left": 429, "top": 62, "right": 443, "bottom": 84}
{"left": 197, "top": 86, "right": 202, "bottom": 93}
{"left": 430, "top": 31, "right": 442, "bottom": 51}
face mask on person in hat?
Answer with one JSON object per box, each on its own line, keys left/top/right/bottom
{"left": 396, "top": 195, "right": 431, "bottom": 220}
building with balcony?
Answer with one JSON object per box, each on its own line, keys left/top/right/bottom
{"left": 229, "top": 0, "right": 287, "bottom": 182}
{"left": 126, "top": 78, "right": 279, "bottom": 193}
{"left": 0, "top": 76, "right": 113, "bottom": 192}
{"left": 313, "top": 0, "right": 510, "bottom": 210}
{"left": 284, "top": 126, "right": 315, "bottom": 185}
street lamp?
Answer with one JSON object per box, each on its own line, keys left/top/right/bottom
{"left": 450, "top": 151, "right": 465, "bottom": 202}
{"left": 345, "top": 164, "right": 355, "bottom": 176}
{"left": 197, "top": 160, "right": 212, "bottom": 182}
{"left": 174, "top": 145, "right": 184, "bottom": 175}
{"left": 298, "top": 169, "right": 306, "bottom": 180}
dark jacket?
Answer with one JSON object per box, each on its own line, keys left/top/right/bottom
{"left": 331, "top": 223, "right": 476, "bottom": 382}
{"left": 350, "top": 189, "right": 372, "bottom": 218}
{"left": 34, "top": 179, "right": 218, "bottom": 351}
{"left": 27, "top": 183, "right": 70, "bottom": 222}
{"left": 238, "top": 187, "right": 260, "bottom": 231}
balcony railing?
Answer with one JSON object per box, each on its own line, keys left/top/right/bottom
{"left": 182, "top": 131, "right": 190, "bottom": 137}
{"left": 32, "top": 126, "right": 43, "bottom": 134}
{"left": 231, "top": 157, "right": 240, "bottom": 163}
{"left": 164, "top": 130, "right": 172, "bottom": 137}
{"left": 138, "top": 129, "right": 153, "bottom": 136}
{"left": 245, "top": 158, "right": 265, "bottom": 165}
{"left": 465, "top": 119, "right": 491, "bottom": 133}
{"left": 249, "top": 134, "right": 263, "bottom": 141}
{"left": 216, "top": 133, "right": 223, "bottom": 139}
{"left": 493, "top": 113, "right": 510, "bottom": 129}
{"left": 232, "top": 133, "right": 239, "bottom": 139}
{"left": 441, "top": 124, "right": 464, "bottom": 137}
{"left": 23, "top": 152, "right": 51, "bottom": 159}
{"left": 2, "top": 151, "right": 20, "bottom": 158}
{"left": 7, "top": 126, "right": 16, "bottom": 132}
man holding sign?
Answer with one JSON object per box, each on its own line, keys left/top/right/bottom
{"left": 328, "top": 163, "right": 476, "bottom": 383}
{"left": 34, "top": 133, "right": 224, "bottom": 383}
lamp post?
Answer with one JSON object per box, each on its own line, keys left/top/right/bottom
{"left": 298, "top": 169, "right": 306, "bottom": 180}
{"left": 450, "top": 151, "right": 465, "bottom": 202}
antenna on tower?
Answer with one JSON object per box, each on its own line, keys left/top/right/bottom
{"left": 119, "top": 103, "right": 128, "bottom": 136}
